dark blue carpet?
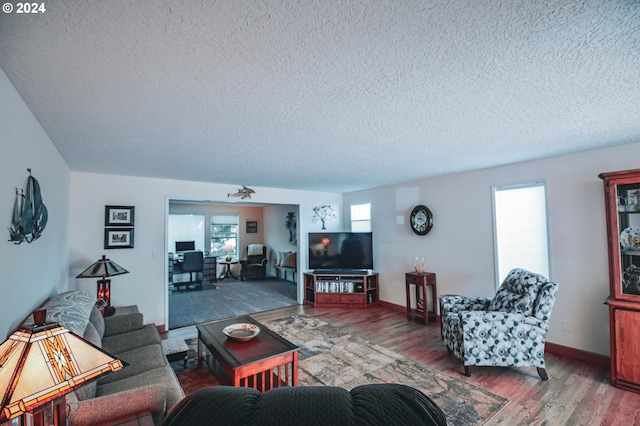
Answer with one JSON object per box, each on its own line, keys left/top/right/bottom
{"left": 168, "top": 278, "right": 297, "bottom": 329}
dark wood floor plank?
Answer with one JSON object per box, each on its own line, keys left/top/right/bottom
{"left": 170, "top": 304, "right": 640, "bottom": 424}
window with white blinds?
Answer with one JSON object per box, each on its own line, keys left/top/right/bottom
{"left": 492, "top": 182, "right": 550, "bottom": 289}
{"left": 210, "top": 214, "right": 239, "bottom": 258}
{"left": 351, "top": 203, "right": 371, "bottom": 232}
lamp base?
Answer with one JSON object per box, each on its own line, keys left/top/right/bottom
{"left": 102, "top": 306, "right": 116, "bottom": 317}
{"left": 23, "top": 395, "right": 67, "bottom": 426}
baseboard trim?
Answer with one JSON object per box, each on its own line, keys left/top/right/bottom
{"left": 380, "top": 300, "right": 404, "bottom": 312}
{"left": 380, "top": 301, "right": 610, "bottom": 368}
{"left": 545, "top": 342, "right": 610, "bottom": 367}
{"left": 380, "top": 300, "right": 441, "bottom": 323}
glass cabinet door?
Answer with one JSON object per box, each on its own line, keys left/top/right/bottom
{"left": 616, "top": 183, "right": 640, "bottom": 297}
{"left": 601, "top": 168, "right": 640, "bottom": 302}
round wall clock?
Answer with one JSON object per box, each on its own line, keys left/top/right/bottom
{"left": 410, "top": 205, "right": 433, "bottom": 236}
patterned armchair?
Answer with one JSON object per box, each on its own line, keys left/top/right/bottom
{"left": 440, "top": 268, "right": 558, "bottom": 380}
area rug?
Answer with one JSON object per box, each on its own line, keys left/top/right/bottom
{"left": 170, "top": 314, "right": 508, "bottom": 425}
{"left": 168, "top": 278, "right": 297, "bottom": 328}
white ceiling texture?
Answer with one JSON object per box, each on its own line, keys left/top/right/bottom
{"left": 1, "top": 1, "right": 639, "bottom": 193}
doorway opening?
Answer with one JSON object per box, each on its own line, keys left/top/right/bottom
{"left": 166, "top": 199, "right": 300, "bottom": 329}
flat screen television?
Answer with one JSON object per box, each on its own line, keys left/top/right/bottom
{"left": 308, "top": 232, "right": 373, "bottom": 272}
{"left": 175, "top": 240, "right": 195, "bottom": 253}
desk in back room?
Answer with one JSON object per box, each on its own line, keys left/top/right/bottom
{"left": 168, "top": 253, "right": 218, "bottom": 284}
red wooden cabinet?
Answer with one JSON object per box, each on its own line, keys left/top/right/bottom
{"left": 304, "top": 272, "right": 379, "bottom": 309}
{"left": 600, "top": 169, "right": 640, "bottom": 393}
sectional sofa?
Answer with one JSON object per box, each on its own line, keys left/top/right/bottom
{"left": 161, "top": 384, "right": 448, "bottom": 425}
{"left": 21, "top": 290, "right": 184, "bottom": 425}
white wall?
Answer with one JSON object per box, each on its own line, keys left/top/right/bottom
{"left": 0, "top": 68, "right": 71, "bottom": 337}
{"left": 344, "top": 141, "right": 640, "bottom": 356}
{"left": 264, "top": 204, "right": 300, "bottom": 279}
{"left": 69, "top": 172, "right": 342, "bottom": 328}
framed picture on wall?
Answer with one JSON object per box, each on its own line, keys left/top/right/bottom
{"left": 104, "top": 228, "right": 134, "bottom": 249}
{"left": 246, "top": 220, "right": 258, "bottom": 234}
{"left": 105, "top": 206, "right": 135, "bottom": 226}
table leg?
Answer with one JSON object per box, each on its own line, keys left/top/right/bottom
{"left": 405, "top": 282, "right": 411, "bottom": 320}
{"left": 197, "top": 331, "right": 202, "bottom": 368}
{"left": 415, "top": 285, "right": 422, "bottom": 320}
{"left": 430, "top": 282, "right": 437, "bottom": 323}
{"left": 292, "top": 352, "right": 299, "bottom": 386}
{"left": 225, "top": 264, "right": 235, "bottom": 279}
{"left": 422, "top": 283, "right": 428, "bottom": 323}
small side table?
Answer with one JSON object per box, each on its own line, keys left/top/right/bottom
{"left": 218, "top": 260, "right": 239, "bottom": 279}
{"left": 405, "top": 272, "right": 437, "bottom": 324}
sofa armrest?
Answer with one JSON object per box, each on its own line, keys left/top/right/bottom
{"left": 68, "top": 385, "right": 166, "bottom": 426}
{"left": 440, "top": 295, "right": 492, "bottom": 314}
{"left": 103, "top": 312, "right": 144, "bottom": 336}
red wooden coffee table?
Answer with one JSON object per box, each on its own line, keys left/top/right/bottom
{"left": 197, "top": 315, "right": 298, "bottom": 391}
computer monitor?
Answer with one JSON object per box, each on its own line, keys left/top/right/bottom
{"left": 175, "top": 240, "right": 195, "bottom": 253}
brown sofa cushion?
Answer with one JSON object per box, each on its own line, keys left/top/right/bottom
{"left": 281, "top": 252, "right": 297, "bottom": 269}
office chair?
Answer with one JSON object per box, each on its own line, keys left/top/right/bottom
{"left": 181, "top": 251, "right": 204, "bottom": 290}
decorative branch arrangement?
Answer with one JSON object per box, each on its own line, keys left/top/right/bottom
{"left": 312, "top": 205, "right": 337, "bottom": 230}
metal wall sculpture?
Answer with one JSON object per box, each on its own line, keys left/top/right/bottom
{"left": 312, "top": 205, "right": 337, "bottom": 230}
{"left": 227, "top": 185, "right": 255, "bottom": 200}
{"left": 8, "top": 169, "right": 48, "bottom": 244}
{"left": 285, "top": 211, "right": 297, "bottom": 245}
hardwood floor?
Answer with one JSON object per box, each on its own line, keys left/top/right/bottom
{"left": 167, "top": 304, "right": 640, "bottom": 425}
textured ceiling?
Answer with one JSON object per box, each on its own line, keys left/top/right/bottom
{"left": 1, "top": 0, "right": 639, "bottom": 193}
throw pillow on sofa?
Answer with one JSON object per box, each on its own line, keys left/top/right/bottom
{"left": 282, "top": 252, "right": 297, "bottom": 269}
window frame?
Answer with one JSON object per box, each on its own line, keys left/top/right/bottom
{"left": 350, "top": 202, "right": 371, "bottom": 232}
{"left": 210, "top": 214, "right": 240, "bottom": 258}
{"left": 491, "top": 180, "right": 552, "bottom": 290}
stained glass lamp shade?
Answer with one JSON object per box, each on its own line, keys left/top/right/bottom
{"left": 0, "top": 318, "right": 124, "bottom": 424}
{"left": 76, "top": 255, "right": 129, "bottom": 315}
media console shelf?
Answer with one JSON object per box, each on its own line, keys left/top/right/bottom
{"left": 304, "top": 272, "right": 379, "bottom": 309}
